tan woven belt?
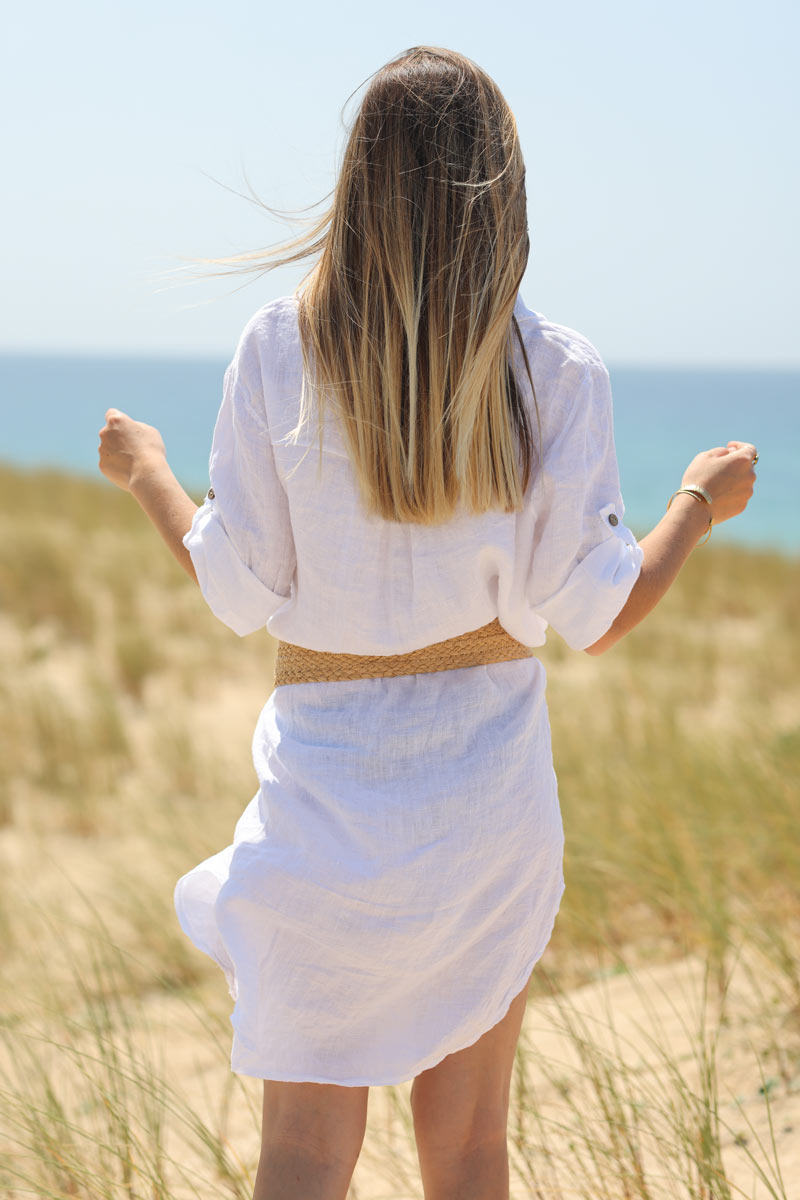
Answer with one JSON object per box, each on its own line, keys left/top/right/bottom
{"left": 274, "top": 618, "right": 534, "bottom": 686}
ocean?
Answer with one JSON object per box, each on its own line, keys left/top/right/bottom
{"left": 0, "top": 354, "right": 796, "bottom": 554}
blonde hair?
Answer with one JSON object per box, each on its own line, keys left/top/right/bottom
{"left": 208, "top": 46, "right": 538, "bottom": 524}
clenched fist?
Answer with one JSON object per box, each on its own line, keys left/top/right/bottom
{"left": 680, "top": 440, "right": 757, "bottom": 526}
{"left": 98, "top": 409, "right": 166, "bottom": 492}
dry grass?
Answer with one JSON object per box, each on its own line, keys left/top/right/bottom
{"left": 0, "top": 462, "right": 797, "bottom": 1198}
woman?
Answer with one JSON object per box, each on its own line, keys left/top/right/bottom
{"left": 98, "top": 46, "right": 756, "bottom": 1200}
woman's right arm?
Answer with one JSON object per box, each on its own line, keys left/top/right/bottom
{"left": 584, "top": 441, "right": 757, "bottom": 655}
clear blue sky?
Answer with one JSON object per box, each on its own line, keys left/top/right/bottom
{"left": 2, "top": 0, "right": 797, "bottom": 365}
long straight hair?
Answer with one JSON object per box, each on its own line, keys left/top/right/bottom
{"left": 207, "top": 47, "right": 538, "bottom": 524}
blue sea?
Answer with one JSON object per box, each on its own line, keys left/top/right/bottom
{"left": 0, "top": 354, "right": 796, "bottom": 554}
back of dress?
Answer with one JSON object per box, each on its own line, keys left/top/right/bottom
{"left": 174, "top": 291, "right": 643, "bottom": 1087}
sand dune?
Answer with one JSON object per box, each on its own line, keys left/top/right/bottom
{"left": 1, "top": 466, "right": 798, "bottom": 1198}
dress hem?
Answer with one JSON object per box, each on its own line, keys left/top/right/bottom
{"left": 228, "top": 877, "right": 565, "bottom": 1087}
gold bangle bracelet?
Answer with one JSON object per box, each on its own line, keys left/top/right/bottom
{"left": 666, "top": 487, "right": 713, "bottom": 546}
{"left": 667, "top": 485, "right": 713, "bottom": 508}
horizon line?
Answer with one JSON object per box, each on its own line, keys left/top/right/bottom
{"left": 1, "top": 346, "right": 799, "bottom": 373}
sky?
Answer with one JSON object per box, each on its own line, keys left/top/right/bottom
{"left": 2, "top": 0, "right": 798, "bottom": 366}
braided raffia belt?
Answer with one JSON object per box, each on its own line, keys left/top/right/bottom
{"left": 274, "top": 618, "right": 534, "bottom": 687}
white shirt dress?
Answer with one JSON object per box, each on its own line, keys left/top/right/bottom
{"left": 174, "top": 293, "right": 643, "bottom": 1086}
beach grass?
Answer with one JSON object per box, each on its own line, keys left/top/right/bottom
{"left": 0, "top": 462, "right": 797, "bottom": 1198}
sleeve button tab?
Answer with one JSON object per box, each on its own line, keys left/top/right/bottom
{"left": 608, "top": 512, "right": 619, "bottom": 526}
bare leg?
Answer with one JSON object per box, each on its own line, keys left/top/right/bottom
{"left": 253, "top": 1079, "right": 369, "bottom": 1200}
{"left": 410, "top": 974, "right": 532, "bottom": 1200}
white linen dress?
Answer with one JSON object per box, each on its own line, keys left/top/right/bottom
{"left": 174, "top": 292, "right": 643, "bottom": 1086}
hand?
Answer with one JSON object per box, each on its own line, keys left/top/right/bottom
{"left": 98, "top": 409, "right": 167, "bottom": 493}
{"left": 680, "top": 441, "right": 757, "bottom": 525}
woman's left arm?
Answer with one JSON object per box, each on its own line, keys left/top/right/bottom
{"left": 98, "top": 408, "right": 198, "bottom": 582}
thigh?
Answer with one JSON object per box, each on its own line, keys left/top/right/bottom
{"left": 410, "top": 972, "right": 532, "bottom": 1149}
{"left": 261, "top": 1079, "right": 369, "bottom": 1162}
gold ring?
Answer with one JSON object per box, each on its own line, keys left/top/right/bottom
{"left": 752, "top": 452, "right": 759, "bottom": 465}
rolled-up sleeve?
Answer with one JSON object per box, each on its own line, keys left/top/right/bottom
{"left": 184, "top": 324, "right": 296, "bottom": 637}
{"left": 527, "top": 361, "right": 643, "bottom": 651}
